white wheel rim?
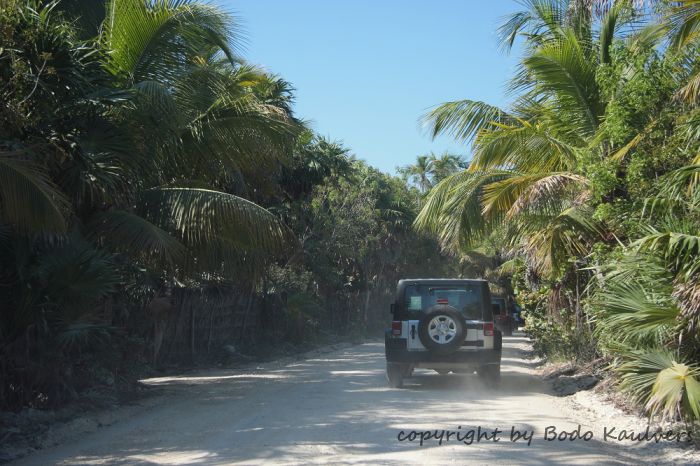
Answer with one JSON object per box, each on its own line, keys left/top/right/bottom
{"left": 427, "top": 315, "right": 457, "bottom": 344}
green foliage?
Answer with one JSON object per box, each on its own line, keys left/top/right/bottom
{"left": 1, "top": 0, "right": 457, "bottom": 410}
{"left": 593, "top": 255, "right": 679, "bottom": 352}
{"left": 617, "top": 350, "right": 700, "bottom": 422}
{"left": 397, "top": 152, "right": 465, "bottom": 192}
{"left": 596, "top": 44, "right": 677, "bottom": 146}
{"left": 511, "top": 260, "right": 596, "bottom": 362}
{"left": 415, "top": 0, "right": 700, "bottom": 422}
{"left": 523, "top": 308, "right": 596, "bottom": 361}
{"left": 0, "top": 0, "right": 462, "bottom": 411}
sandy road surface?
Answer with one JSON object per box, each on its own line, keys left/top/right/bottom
{"left": 10, "top": 334, "right": 692, "bottom": 465}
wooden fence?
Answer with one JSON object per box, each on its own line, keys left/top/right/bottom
{"left": 155, "top": 286, "right": 263, "bottom": 363}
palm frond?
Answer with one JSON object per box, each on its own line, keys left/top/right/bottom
{"left": 617, "top": 350, "right": 700, "bottom": 421}
{"left": 58, "top": 322, "right": 116, "bottom": 353}
{"left": 497, "top": 0, "right": 568, "bottom": 52}
{"left": 421, "top": 100, "right": 510, "bottom": 143}
{"left": 87, "top": 210, "right": 187, "bottom": 266}
{"left": 522, "top": 30, "right": 602, "bottom": 135}
{"left": 634, "top": 230, "right": 700, "bottom": 280}
{"left": 496, "top": 257, "right": 521, "bottom": 276}
{"left": 506, "top": 172, "right": 589, "bottom": 218}
{"left": 414, "top": 169, "right": 509, "bottom": 251}
{"left": 172, "top": 61, "right": 301, "bottom": 176}
{"left": 648, "top": 361, "right": 700, "bottom": 421}
{"left": 677, "top": 67, "right": 700, "bottom": 102}
{"left": 36, "top": 237, "right": 120, "bottom": 317}
{"left": 626, "top": 22, "right": 668, "bottom": 56}
{"left": 645, "top": 164, "right": 700, "bottom": 217}
{"left": 667, "top": 0, "right": 700, "bottom": 51}
{"left": 102, "top": 0, "right": 239, "bottom": 83}
{"left": 516, "top": 205, "right": 602, "bottom": 276}
{"left": 593, "top": 254, "right": 679, "bottom": 348}
{"left": 471, "top": 116, "right": 580, "bottom": 173}
{"left": 598, "top": 0, "right": 633, "bottom": 65}
{"left": 595, "top": 280, "right": 679, "bottom": 345}
{"left": 0, "top": 152, "right": 69, "bottom": 233}
{"left": 137, "top": 188, "right": 295, "bottom": 272}
{"left": 481, "top": 172, "right": 535, "bottom": 219}
{"left": 609, "top": 132, "right": 643, "bottom": 161}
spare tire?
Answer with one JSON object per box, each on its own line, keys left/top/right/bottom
{"left": 418, "top": 305, "right": 465, "bottom": 355}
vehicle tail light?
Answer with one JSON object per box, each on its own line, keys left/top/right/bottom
{"left": 437, "top": 298, "right": 449, "bottom": 304}
{"left": 391, "top": 321, "right": 402, "bottom": 336}
{"left": 483, "top": 322, "right": 494, "bottom": 336}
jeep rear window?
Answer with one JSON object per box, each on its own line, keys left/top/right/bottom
{"left": 404, "top": 284, "right": 484, "bottom": 320}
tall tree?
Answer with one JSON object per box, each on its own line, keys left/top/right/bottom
{"left": 415, "top": 0, "right": 641, "bottom": 277}
{"left": 0, "top": 0, "right": 302, "bottom": 408}
{"left": 398, "top": 155, "right": 434, "bottom": 192}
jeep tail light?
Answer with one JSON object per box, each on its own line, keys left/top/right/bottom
{"left": 483, "top": 322, "right": 494, "bottom": 336}
{"left": 391, "top": 321, "right": 402, "bottom": 336}
{"left": 437, "top": 298, "right": 449, "bottom": 304}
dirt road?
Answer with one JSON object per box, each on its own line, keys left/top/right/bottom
{"left": 10, "top": 335, "right": 694, "bottom": 465}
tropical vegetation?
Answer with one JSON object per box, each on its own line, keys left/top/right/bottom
{"left": 416, "top": 0, "right": 700, "bottom": 422}
{"left": 0, "top": 0, "right": 456, "bottom": 410}
{"left": 397, "top": 152, "right": 466, "bottom": 192}
{"left": 3, "top": 0, "right": 699, "bottom": 428}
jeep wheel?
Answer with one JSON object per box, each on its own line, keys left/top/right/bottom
{"left": 418, "top": 305, "right": 466, "bottom": 355}
{"left": 387, "top": 363, "right": 405, "bottom": 388}
{"left": 478, "top": 364, "right": 501, "bottom": 387}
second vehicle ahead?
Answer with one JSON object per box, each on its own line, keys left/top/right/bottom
{"left": 491, "top": 296, "right": 515, "bottom": 336}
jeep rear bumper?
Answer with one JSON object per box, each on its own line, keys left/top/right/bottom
{"left": 385, "top": 337, "right": 501, "bottom": 365}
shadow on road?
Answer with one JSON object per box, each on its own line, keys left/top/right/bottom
{"left": 11, "top": 334, "right": 657, "bottom": 466}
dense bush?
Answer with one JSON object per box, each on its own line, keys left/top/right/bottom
{"left": 416, "top": 0, "right": 700, "bottom": 422}
{"left": 0, "top": 1, "right": 458, "bottom": 410}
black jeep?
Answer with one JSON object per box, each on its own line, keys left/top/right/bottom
{"left": 384, "top": 278, "right": 502, "bottom": 388}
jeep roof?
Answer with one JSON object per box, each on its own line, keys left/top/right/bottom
{"left": 395, "top": 278, "right": 489, "bottom": 299}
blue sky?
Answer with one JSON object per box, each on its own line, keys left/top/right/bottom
{"left": 220, "top": 1, "right": 522, "bottom": 174}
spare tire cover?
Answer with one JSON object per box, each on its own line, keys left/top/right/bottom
{"left": 418, "top": 305, "right": 466, "bottom": 354}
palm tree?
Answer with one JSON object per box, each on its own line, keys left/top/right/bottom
{"left": 414, "top": 0, "right": 700, "bottom": 420}
{"left": 414, "top": 0, "right": 633, "bottom": 276}
{"left": 397, "top": 155, "right": 434, "bottom": 192}
{"left": 1, "top": 0, "right": 301, "bottom": 273}
{"left": 0, "top": 0, "right": 303, "bottom": 407}
{"left": 94, "top": 0, "right": 301, "bottom": 270}
{"left": 428, "top": 153, "right": 464, "bottom": 183}
{"left": 398, "top": 153, "right": 465, "bottom": 193}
